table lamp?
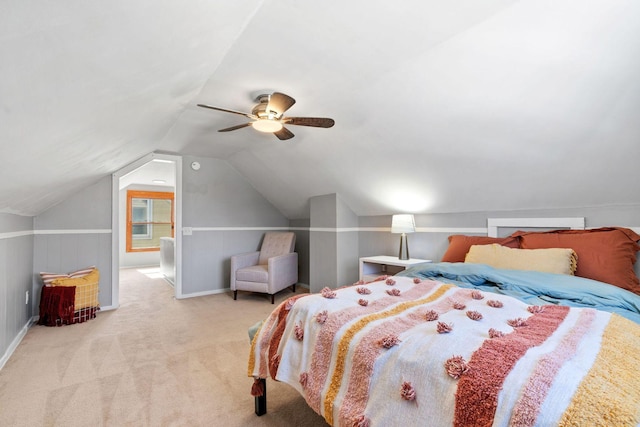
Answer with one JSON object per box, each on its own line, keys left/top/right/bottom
{"left": 391, "top": 214, "right": 415, "bottom": 260}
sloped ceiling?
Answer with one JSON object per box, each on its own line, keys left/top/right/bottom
{"left": 2, "top": 0, "right": 639, "bottom": 218}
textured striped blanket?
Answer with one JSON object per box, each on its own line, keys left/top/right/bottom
{"left": 248, "top": 276, "right": 640, "bottom": 427}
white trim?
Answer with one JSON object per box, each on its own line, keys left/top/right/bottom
{"left": 187, "top": 226, "right": 489, "bottom": 233}
{"left": 174, "top": 158, "right": 183, "bottom": 299}
{"left": 192, "top": 226, "right": 290, "bottom": 232}
{"left": 487, "top": 217, "right": 585, "bottom": 237}
{"left": 0, "top": 317, "right": 36, "bottom": 371}
{"left": 34, "top": 229, "right": 112, "bottom": 235}
{"left": 112, "top": 152, "right": 183, "bottom": 306}
{"left": 0, "top": 229, "right": 112, "bottom": 239}
{"left": 179, "top": 283, "right": 309, "bottom": 299}
{"left": 309, "top": 227, "right": 360, "bottom": 232}
{"left": 416, "top": 227, "right": 487, "bottom": 234}
{"left": 0, "top": 230, "right": 33, "bottom": 240}
{"left": 308, "top": 227, "right": 488, "bottom": 233}
{"left": 4, "top": 224, "right": 636, "bottom": 239}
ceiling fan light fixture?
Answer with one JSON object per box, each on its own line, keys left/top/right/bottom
{"left": 252, "top": 119, "right": 283, "bottom": 133}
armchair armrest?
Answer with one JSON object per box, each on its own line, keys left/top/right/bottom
{"left": 230, "top": 251, "right": 260, "bottom": 290}
{"left": 267, "top": 252, "right": 298, "bottom": 293}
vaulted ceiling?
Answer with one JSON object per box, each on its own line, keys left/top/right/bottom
{"left": 2, "top": 1, "right": 639, "bottom": 218}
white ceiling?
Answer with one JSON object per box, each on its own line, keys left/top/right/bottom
{"left": 118, "top": 159, "right": 175, "bottom": 191}
{"left": 2, "top": 0, "right": 639, "bottom": 218}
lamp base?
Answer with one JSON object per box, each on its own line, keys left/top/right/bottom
{"left": 398, "top": 233, "right": 410, "bottom": 260}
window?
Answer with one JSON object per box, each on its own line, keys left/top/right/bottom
{"left": 131, "top": 198, "right": 151, "bottom": 239}
{"left": 126, "top": 190, "right": 174, "bottom": 252}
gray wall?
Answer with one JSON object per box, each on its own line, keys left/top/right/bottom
{"left": 309, "top": 194, "right": 337, "bottom": 293}
{"left": 0, "top": 213, "right": 34, "bottom": 367}
{"left": 290, "top": 218, "right": 310, "bottom": 286}
{"left": 26, "top": 155, "right": 297, "bottom": 310}
{"left": 33, "top": 176, "right": 113, "bottom": 307}
{"left": 309, "top": 194, "right": 359, "bottom": 292}
{"left": 29, "top": 155, "right": 295, "bottom": 303}
{"left": 336, "top": 195, "right": 359, "bottom": 287}
{"left": 358, "top": 206, "right": 640, "bottom": 278}
{"left": 303, "top": 203, "right": 640, "bottom": 290}
{"left": 181, "top": 156, "right": 290, "bottom": 295}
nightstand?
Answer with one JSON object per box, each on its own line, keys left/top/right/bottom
{"left": 359, "top": 256, "right": 431, "bottom": 282}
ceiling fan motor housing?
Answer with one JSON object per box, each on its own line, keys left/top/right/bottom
{"left": 252, "top": 94, "right": 277, "bottom": 119}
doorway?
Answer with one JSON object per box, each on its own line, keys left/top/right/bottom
{"left": 111, "top": 152, "right": 183, "bottom": 308}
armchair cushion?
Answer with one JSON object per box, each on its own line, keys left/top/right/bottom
{"left": 258, "top": 232, "right": 296, "bottom": 265}
{"left": 236, "top": 265, "right": 269, "bottom": 283}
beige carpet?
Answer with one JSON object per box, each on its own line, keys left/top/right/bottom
{"left": 0, "top": 268, "right": 328, "bottom": 426}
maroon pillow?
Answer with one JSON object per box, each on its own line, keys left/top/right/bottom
{"left": 441, "top": 235, "right": 520, "bottom": 263}
{"left": 512, "top": 227, "right": 640, "bottom": 294}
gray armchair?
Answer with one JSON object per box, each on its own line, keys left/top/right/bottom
{"left": 230, "top": 232, "right": 298, "bottom": 304}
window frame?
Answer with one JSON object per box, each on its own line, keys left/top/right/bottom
{"left": 126, "top": 190, "right": 175, "bottom": 253}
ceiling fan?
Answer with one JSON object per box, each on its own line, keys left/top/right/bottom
{"left": 197, "top": 92, "right": 335, "bottom": 140}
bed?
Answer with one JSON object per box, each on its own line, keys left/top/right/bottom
{"left": 248, "top": 219, "right": 640, "bottom": 426}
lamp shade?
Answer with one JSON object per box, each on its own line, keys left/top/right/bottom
{"left": 391, "top": 214, "right": 416, "bottom": 234}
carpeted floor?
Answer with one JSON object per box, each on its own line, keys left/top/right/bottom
{"left": 0, "top": 267, "right": 328, "bottom": 426}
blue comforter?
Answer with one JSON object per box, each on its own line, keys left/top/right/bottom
{"left": 398, "top": 262, "right": 640, "bottom": 324}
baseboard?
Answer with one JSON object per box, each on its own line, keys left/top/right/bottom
{"left": 177, "top": 288, "right": 230, "bottom": 299}
{"left": 178, "top": 283, "right": 308, "bottom": 299}
{"left": 0, "top": 316, "right": 37, "bottom": 371}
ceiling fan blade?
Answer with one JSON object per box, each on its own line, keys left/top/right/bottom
{"left": 274, "top": 126, "right": 295, "bottom": 140}
{"left": 197, "top": 104, "right": 256, "bottom": 119}
{"left": 284, "top": 117, "right": 335, "bottom": 128}
{"left": 218, "top": 123, "right": 252, "bottom": 132}
{"left": 267, "top": 92, "right": 296, "bottom": 117}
